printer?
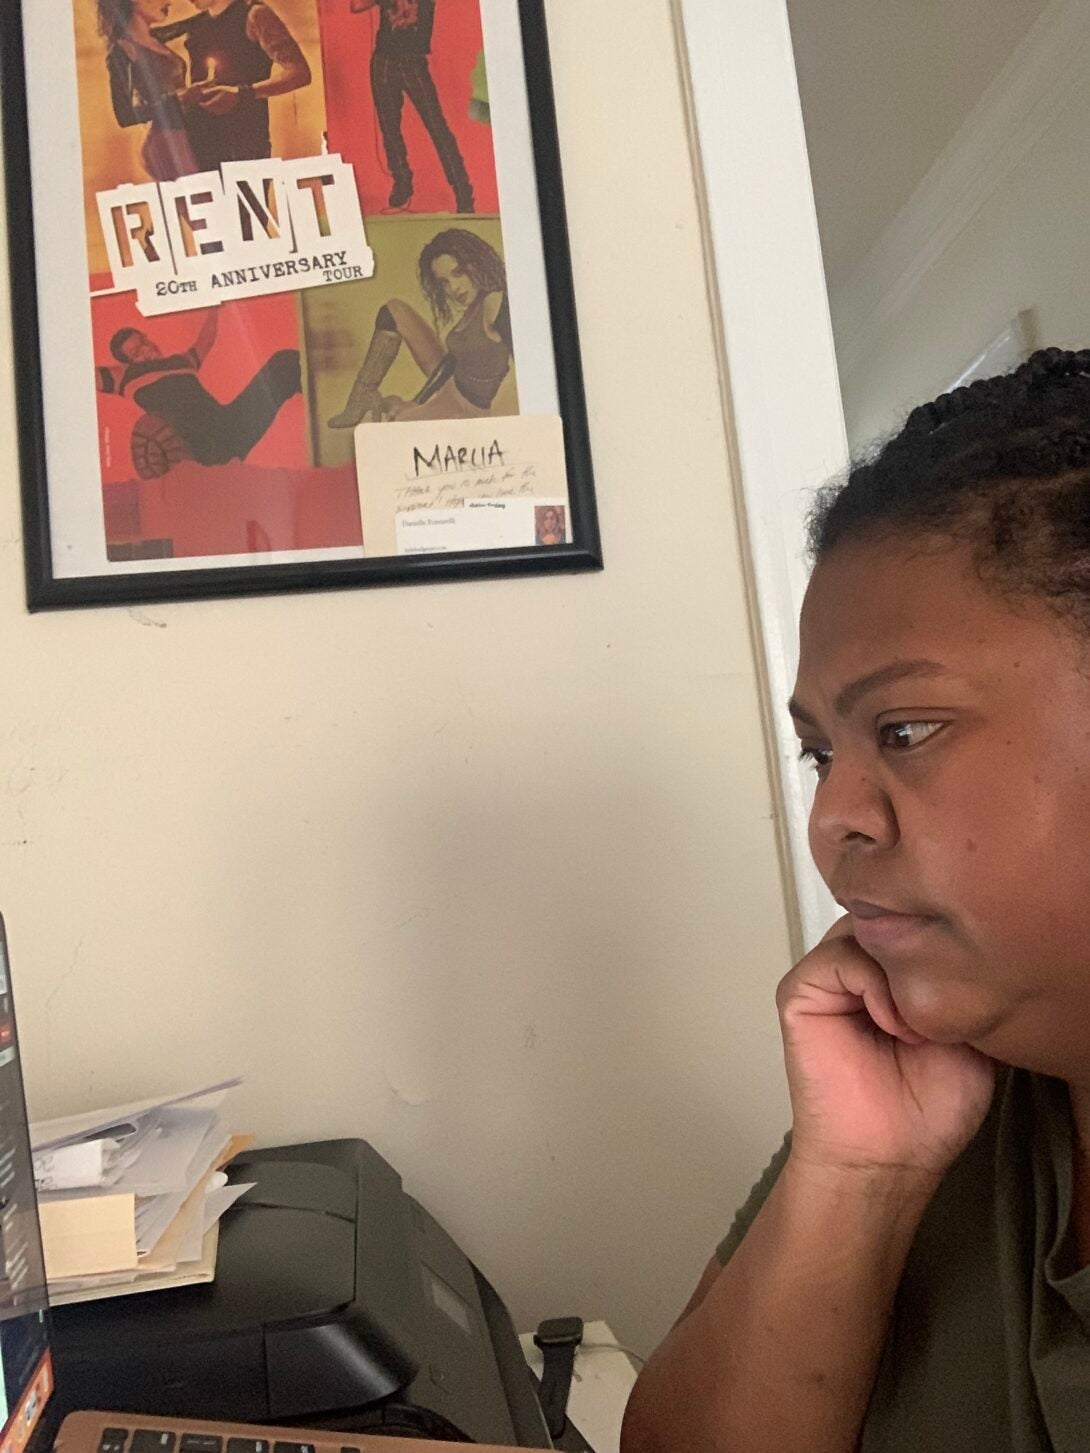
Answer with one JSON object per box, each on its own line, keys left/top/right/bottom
{"left": 47, "top": 1139, "right": 554, "bottom": 1447}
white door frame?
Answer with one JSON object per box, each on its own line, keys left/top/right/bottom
{"left": 675, "top": 0, "right": 847, "bottom": 947}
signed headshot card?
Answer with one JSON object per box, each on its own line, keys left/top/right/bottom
{"left": 353, "top": 413, "right": 569, "bottom": 558}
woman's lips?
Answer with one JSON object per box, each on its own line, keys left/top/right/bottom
{"left": 842, "top": 898, "right": 938, "bottom": 953}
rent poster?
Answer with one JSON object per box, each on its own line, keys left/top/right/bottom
{"left": 53, "top": 0, "right": 569, "bottom": 573}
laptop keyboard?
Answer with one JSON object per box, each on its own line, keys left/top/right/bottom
{"left": 97, "top": 1433, "right": 359, "bottom": 1453}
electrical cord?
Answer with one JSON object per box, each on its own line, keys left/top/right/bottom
{"left": 578, "top": 1340, "right": 646, "bottom": 1369}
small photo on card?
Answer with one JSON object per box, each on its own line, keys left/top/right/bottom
{"left": 534, "top": 504, "right": 567, "bottom": 546}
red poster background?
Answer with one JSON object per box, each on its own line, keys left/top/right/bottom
{"left": 319, "top": 0, "right": 499, "bottom": 217}
{"left": 92, "top": 290, "right": 309, "bottom": 483}
{"left": 90, "top": 287, "right": 361, "bottom": 560}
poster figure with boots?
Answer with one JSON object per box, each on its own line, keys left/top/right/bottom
{"left": 328, "top": 227, "right": 511, "bottom": 427}
{"left": 350, "top": 0, "right": 474, "bottom": 213}
{"left": 96, "top": 308, "right": 302, "bottom": 477}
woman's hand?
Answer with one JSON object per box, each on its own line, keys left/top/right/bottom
{"left": 197, "top": 85, "right": 243, "bottom": 115}
{"left": 777, "top": 917, "right": 996, "bottom": 1183}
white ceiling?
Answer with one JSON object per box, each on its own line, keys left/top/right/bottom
{"left": 787, "top": 0, "right": 1052, "bottom": 294}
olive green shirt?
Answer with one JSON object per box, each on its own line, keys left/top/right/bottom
{"left": 716, "top": 1070, "right": 1090, "bottom": 1451}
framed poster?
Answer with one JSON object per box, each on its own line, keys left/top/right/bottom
{"left": 0, "top": 0, "right": 601, "bottom": 610}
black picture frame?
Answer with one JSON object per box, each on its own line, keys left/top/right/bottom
{"left": 0, "top": 0, "right": 601, "bottom": 611}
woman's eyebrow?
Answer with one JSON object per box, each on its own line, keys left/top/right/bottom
{"left": 787, "top": 697, "right": 818, "bottom": 729}
{"left": 787, "top": 659, "right": 952, "bottom": 725}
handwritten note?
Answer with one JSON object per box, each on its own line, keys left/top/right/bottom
{"left": 353, "top": 414, "right": 570, "bottom": 558}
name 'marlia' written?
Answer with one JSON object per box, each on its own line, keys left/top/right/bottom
{"left": 412, "top": 440, "right": 507, "bottom": 477}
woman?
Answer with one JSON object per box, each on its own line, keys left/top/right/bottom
{"left": 96, "top": 0, "right": 201, "bottom": 182}
{"left": 622, "top": 349, "right": 1090, "bottom": 1453}
{"left": 535, "top": 507, "right": 565, "bottom": 546}
{"left": 328, "top": 228, "right": 513, "bottom": 428}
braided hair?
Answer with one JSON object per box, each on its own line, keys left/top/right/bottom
{"left": 418, "top": 229, "right": 507, "bottom": 332}
{"left": 808, "top": 348, "right": 1090, "bottom": 628}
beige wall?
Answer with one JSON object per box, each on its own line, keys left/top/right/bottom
{"left": 0, "top": 0, "right": 794, "bottom": 1353}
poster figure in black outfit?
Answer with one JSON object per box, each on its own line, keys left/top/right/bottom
{"left": 350, "top": 0, "right": 474, "bottom": 213}
{"left": 155, "top": 0, "right": 311, "bottom": 173}
{"left": 96, "top": 310, "right": 301, "bottom": 479}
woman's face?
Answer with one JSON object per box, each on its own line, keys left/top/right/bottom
{"left": 133, "top": 0, "right": 171, "bottom": 22}
{"left": 430, "top": 254, "right": 481, "bottom": 311}
{"left": 792, "top": 532, "right": 1090, "bottom": 1078}
{"left": 542, "top": 509, "right": 559, "bottom": 533}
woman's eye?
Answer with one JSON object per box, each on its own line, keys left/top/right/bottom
{"left": 798, "top": 745, "right": 832, "bottom": 773}
{"left": 879, "top": 720, "right": 945, "bottom": 750}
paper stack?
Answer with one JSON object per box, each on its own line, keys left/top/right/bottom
{"left": 30, "top": 1079, "right": 254, "bottom": 1306}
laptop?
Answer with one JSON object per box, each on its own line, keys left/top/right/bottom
{"left": 0, "top": 916, "right": 520, "bottom": 1453}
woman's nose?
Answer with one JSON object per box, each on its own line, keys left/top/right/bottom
{"left": 810, "top": 762, "right": 898, "bottom": 852}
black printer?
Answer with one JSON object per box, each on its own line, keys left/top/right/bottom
{"left": 47, "top": 1139, "right": 553, "bottom": 1447}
